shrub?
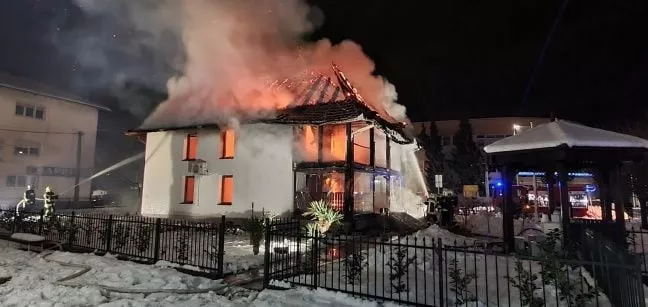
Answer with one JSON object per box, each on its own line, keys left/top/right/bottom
{"left": 448, "top": 258, "right": 476, "bottom": 304}
{"left": 344, "top": 249, "right": 368, "bottom": 285}
{"left": 508, "top": 260, "right": 544, "bottom": 307}
{"left": 134, "top": 224, "right": 153, "bottom": 253}
{"left": 386, "top": 246, "right": 416, "bottom": 293}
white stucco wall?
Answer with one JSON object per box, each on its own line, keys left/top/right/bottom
{"left": 140, "top": 124, "right": 294, "bottom": 218}
{"left": 140, "top": 131, "right": 185, "bottom": 216}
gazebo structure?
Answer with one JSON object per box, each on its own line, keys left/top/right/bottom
{"left": 484, "top": 119, "right": 648, "bottom": 251}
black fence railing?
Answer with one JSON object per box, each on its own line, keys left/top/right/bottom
{"left": 627, "top": 226, "right": 648, "bottom": 278}
{"left": 0, "top": 209, "right": 226, "bottom": 276}
{"left": 264, "top": 218, "right": 645, "bottom": 307}
{"left": 579, "top": 228, "right": 646, "bottom": 307}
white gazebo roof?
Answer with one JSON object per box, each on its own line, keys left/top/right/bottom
{"left": 484, "top": 119, "right": 648, "bottom": 154}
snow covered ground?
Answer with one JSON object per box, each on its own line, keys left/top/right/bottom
{"left": 221, "top": 234, "right": 265, "bottom": 273}
{"left": 0, "top": 239, "right": 393, "bottom": 307}
{"left": 454, "top": 213, "right": 542, "bottom": 238}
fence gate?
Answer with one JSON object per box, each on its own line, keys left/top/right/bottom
{"left": 263, "top": 219, "right": 303, "bottom": 286}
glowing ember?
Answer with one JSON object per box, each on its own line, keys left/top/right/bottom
{"left": 328, "top": 247, "right": 340, "bottom": 259}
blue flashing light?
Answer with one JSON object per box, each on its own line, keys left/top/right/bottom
{"left": 495, "top": 181, "right": 503, "bottom": 187}
{"left": 585, "top": 184, "right": 597, "bottom": 193}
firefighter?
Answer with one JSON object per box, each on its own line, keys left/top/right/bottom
{"left": 25, "top": 185, "right": 36, "bottom": 206}
{"left": 16, "top": 185, "right": 36, "bottom": 215}
{"left": 43, "top": 186, "right": 58, "bottom": 218}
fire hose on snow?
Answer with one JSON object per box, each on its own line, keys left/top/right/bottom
{"left": 37, "top": 249, "right": 230, "bottom": 295}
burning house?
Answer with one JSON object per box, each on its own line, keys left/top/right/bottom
{"left": 127, "top": 64, "right": 427, "bottom": 219}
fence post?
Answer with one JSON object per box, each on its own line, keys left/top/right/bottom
{"left": 38, "top": 209, "right": 44, "bottom": 235}
{"left": 67, "top": 211, "right": 76, "bottom": 248}
{"left": 263, "top": 218, "right": 271, "bottom": 288}
{"left": 437, "top": 238, "right": 444, "bottom": 307}
{"left": 153, "top": 218, "right": 162, "bottom": 263}
{"left": 105, "top": 215, "right": 113, "bottom": 253}
{"left": 12, "top": 210, "right": 18, "bottom": 233}
{"left": 312, "top": 230, "right": 320, "bottom": 288}
{"left": 217, "top": 215, "right": 226, "bottom": 277}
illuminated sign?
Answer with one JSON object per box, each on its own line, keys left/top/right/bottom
{"left": 516, "top": 171, "right": 593, "bottom": 177}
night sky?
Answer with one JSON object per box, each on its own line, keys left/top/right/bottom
{"left": 1, "top": 0, "right": 647, "bottom": 126}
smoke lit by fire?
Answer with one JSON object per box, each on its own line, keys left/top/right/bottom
{"left": 111, "top": 0, "right": 412, "bottom": 130}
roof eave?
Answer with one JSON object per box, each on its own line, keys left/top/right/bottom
{"left": 126, "top": 123, "right": 221, "bottom": 135}
{"left": 0, "top": 83, "right": 111, "bottom": 111}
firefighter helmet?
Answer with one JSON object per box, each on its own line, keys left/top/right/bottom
{"left": 45, "top": 186, "right": 52, "bottom": 193}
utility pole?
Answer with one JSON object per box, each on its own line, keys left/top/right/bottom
{"left": 73, "top": 131, "right": 84, "bottom": 202}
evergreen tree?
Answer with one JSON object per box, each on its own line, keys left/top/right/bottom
{"left": 451, "top": 118, "right": 485, "bottom": 193}
{"left": 417, "top": 122, "right": 445, "bottom": 193}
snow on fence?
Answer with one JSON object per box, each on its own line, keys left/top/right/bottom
{"left": 0, "top": 209, "right": 226, "bottom": 277}
{"left": 264, "top": 218, "right": 645, "bottom": 307}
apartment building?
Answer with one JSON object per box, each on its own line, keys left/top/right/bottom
{"left": 0, "top": 74, "right": 109, "bottom": 208}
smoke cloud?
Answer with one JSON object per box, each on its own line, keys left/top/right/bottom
{"left": 65, "top": 0, "right": 409, "bottom": 127}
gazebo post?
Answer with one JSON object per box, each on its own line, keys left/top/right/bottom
{"left": 501, "top": 164, "right": 515, "bottom": 252}
{"left": 556, "top": 161, "right": 571, "bottom": 242}
{"left": 599, "top": 165, "right": 613, "bottom": 222}
{"left": 611, "top": 163, "right": 627, "bottom": 240}
{"left": 642, "top": 199, "right": 648, "bottom": 230}
{"left": 544, "top": 170, "right": 556, "bottom": 221}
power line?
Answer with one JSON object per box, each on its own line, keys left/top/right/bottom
{"left": 0, "top": 127, "right": 79, "bottom": 135}
{"left": 0, "top": 127, "right": 135, "bottom": 135}
{"left": 521, "top": 0, "right": 571, "bottom": 107}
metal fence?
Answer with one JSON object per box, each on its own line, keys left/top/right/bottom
{"left": 264, "top": 218, "right": 645, "bottom": 307}
{"left": 579, "top": 228, "right": 646, "bottom": 307}
{"left": 0, "top": 209, "right": 226, "bottom": 276}
{"left": 627, "top": 226, "right": 648, "bottom": 279}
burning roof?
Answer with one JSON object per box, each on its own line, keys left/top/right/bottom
{"left": 129, "top": 63, "right": 413, "bottom": 144}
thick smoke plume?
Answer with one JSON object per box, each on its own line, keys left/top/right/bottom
{"left": 70, "top": 0, "right": 409, "bottom": 128}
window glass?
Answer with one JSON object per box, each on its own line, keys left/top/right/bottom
{"left": 221, "top": 129, "right": 235, "bottom": 158}
{"left": 25, "top": 106, "right": 34, "bottom": 117}
{"left": 35, "top": 108, "right": 45, "bottom": 119}
{"left": 183, "top": 176, "right": 195, "bottom": 203}
{"left": 6, "top": 176, "right": 16, "bottom": 187}
{"left": 17, "top": 176, "right": 27, "bottom": 187}
{"left": 185, "top": 134, "right": 198, "bottom": 160}
{"left": 220, "top": 175, "right": 233, "bottom": 204}
{"left": 322, "top": 125, "right": 346, "bottom": 162}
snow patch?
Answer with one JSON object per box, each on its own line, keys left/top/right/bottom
{"left": 10, "top": 233, "right": 45, "bottom": 242}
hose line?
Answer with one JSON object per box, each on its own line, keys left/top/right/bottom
{"left": 39, "top": 250, "right": 228, "bottom": 294}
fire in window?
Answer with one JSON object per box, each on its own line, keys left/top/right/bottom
{"left": 185, "top": 133, "right": 198, "bottom": 160}
{"left": 221, "top": 129, "right": 235, "bottom": 159}
{"left": 183, "top": 176, "right": 195, "bottom": 204}
{"left": 220, "top": 175, "right": 233, "bottom": 205}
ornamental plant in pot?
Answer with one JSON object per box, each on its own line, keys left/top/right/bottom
{"left": 302, "top": 199, "right": 343, "bottom": 235}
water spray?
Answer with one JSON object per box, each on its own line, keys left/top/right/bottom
{"left": 60, "top": 152, "right": 146, "bottom": 196}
